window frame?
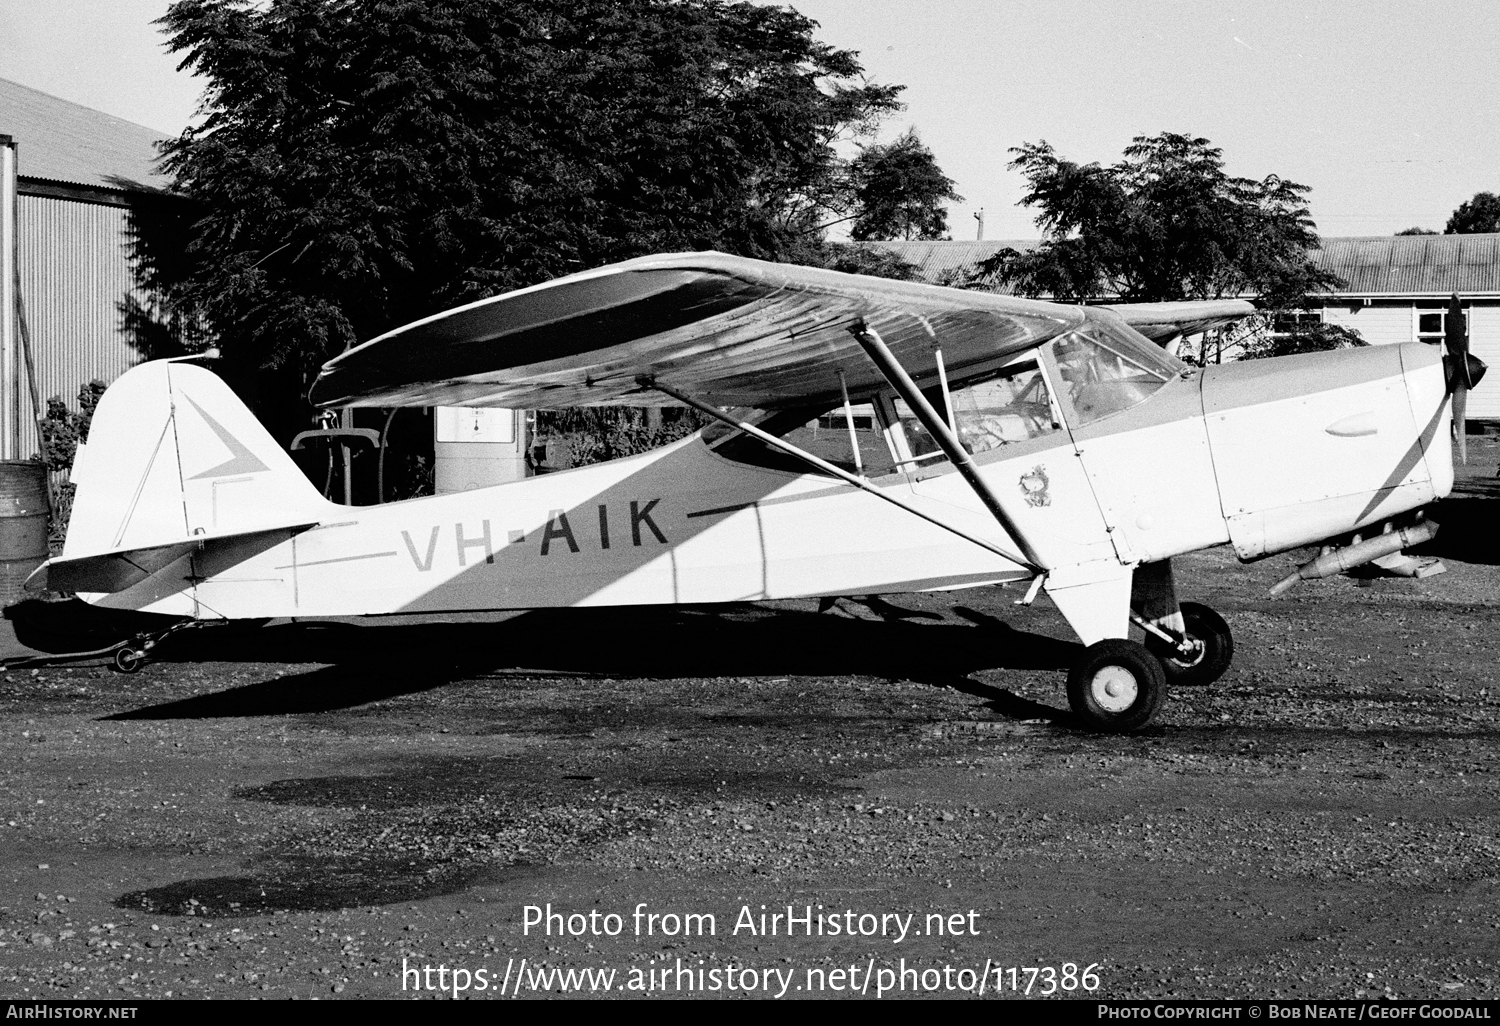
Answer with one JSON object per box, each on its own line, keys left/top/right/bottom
{"left": 1040, "top": 325, "right": 1180, "bottom": 431}
{"left": 1414, "top": 302, "right": 1468, "bottom": 346}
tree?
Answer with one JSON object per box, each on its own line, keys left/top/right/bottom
{"left": 1445, "top": 192, "right": 1500, "bottom": 234}
{"left": 848, "top": 129, "right": 962, "bottom": 241}
{"left": 974, "top": 133, "right": 1342, "bottom": 308}
{"left": 1396, "top": 226, "right": 1438, "bottom": 235}
{"left": 147, "top": 0, "right": 904, "bottom": 435}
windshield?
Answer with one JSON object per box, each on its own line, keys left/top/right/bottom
{"left": 1049, "top": 320, "right": 1180, "bottom": 427}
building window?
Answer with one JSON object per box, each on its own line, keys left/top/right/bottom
{"left": 1271, "top": 311, "right": 1323, "bottom": 335}
{"left": 1415, "top": 305, "right": 1467, "bottom": 345}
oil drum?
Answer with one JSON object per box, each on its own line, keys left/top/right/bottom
{"left": 0, "top": 460, "right": 49, "bottom": 605}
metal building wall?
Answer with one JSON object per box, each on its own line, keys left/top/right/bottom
{"left": 14, "top": 192, "right": 141, "bottom": 459}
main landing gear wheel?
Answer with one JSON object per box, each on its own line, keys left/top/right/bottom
{"left": 1067, "top": 639, "right": 1167, "bottom": 733}
{"left": 1147, "top": 601, "right": 1233, "bottom": 688}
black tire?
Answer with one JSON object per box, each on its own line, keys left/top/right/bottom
{"left": 1067, "top": 638, "right": 1167, "bottom": 733}
{"left": 111, "top": 647, "right": 145, "bottom": 674}
{"left": 1147, "top": 601, "right": 1233, "bottom": 687}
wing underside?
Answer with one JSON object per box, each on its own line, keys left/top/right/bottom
{"left": 1100, "top": 299, "right": 1258, "bottom": 344}
{"left": 310, "top": 252, "right": 1258, "bottom": 411}
{"left": 311, "top": 252, "right": 1083, "bottom": 410}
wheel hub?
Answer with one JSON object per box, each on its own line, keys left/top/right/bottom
{"left": 1171, "top": 636, "right": 1205, "bottom": 667}
{"left": 1090, "top": 665, "right": 1139, "bottom": 712}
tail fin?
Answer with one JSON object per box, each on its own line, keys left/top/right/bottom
{"left": 63, "top": 360, "right": 332, "bottom": 558}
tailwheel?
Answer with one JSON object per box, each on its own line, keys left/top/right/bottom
{"left": 1147, "top": 601, "right": 1233, "bottom": 687}
{"left": 1067, "top": 639, "right": 1167, "bottom": 733}
{"left": 111, "top": 646, "right": 147, "bottom": 674}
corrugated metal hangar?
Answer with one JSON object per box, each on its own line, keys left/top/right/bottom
{"left": 0, "top": 77, "right": 166, "bottom": 461}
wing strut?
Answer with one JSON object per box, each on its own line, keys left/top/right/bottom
{"left": 836, "top": 370, "right": 864, "bottom": 477}
{"left": 640, "top": 377, "right": 1037, "bottom": 572}
{"left": 849, "top": 320, "right": 1048, "bottom": 571}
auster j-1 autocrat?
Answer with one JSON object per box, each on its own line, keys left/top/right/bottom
{"left": 26, "top": 254, "right": 1485, "bottom": 731}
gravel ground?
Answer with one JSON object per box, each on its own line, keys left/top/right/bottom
{"left": 1, "top": 442, "right": 1498, "bottom": 1001}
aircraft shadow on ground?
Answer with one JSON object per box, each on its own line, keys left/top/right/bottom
{"left": 102, "top": 600, "right": 1080, "bottom": 721}
{"left": 1415, "top": 494, "right": 1500, "bottom": 566}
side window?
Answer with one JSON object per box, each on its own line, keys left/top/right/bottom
{"left": 703, "top": 355, "right": 1074, "bottom": 477}
{"left": 949, "top": 361, "right": 1061, "bottom": 454}
{"left": 704, "top": 404, "right": 908, "bottom": 477}
{"left": 882, "top": 361, "right": 1065, "bottom": 466}
{"left": 1049, "top": 330, "right": 1174, "bottom": 427}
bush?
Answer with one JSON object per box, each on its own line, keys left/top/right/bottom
{"left": 36, "top": 381, "right": 107, "bottom": 550}
{"left": 535, "top": 408, "right": 709, "bottom": 470}
{"left": 1241, "top": 322, "right": 1366, "bottom": 360}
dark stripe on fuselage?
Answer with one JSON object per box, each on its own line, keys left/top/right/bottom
{"left": 685, "top": 502, "right": 758, "bottom": 518}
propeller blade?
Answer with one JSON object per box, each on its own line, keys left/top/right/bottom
{"left": 1454, "top": 378, "right": 1469, "bottom": 464}
{"left": 1445, "top": 293, "right": 1471, "bottom": 388}
{"left": 1443, "top": 294, "right": 1474, "bottom": 463}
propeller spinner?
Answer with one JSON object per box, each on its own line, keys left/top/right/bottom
{"left": 1444, "top": 293, "right": 1487, "bottom": 463}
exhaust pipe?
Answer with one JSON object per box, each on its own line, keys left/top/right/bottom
{"left": 1269, "top": 520, "right": 1439, "bottom": 597}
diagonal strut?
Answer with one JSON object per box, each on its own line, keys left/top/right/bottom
{"left": 848, "top": 319, "right": 1047, "bottom": 570}
{"left": 639, "top": 376, "right": 1037, "bottom": 572}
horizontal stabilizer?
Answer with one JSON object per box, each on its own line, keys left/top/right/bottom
{"left": 30, "top": 523, "right": 319, "bottom": 595}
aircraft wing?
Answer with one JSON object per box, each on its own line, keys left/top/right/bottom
{"left": 1099, "top": 299, "right": 1258, "bottom": 344}
{"left": 310, "top": 252, "right": 1087, "bottom": 411}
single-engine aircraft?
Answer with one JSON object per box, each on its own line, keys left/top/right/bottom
{"left": 24, "top": 255, "right": 1485, "bottom": 731}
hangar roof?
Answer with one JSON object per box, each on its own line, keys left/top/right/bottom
{"left": 0, "top": 77, "right": 170, "bottom": 193}
{"left": 867, "top": 239, "right": 1036, "bottom": 285}
{"left": 1311, "top": 234, "right": 1500, "bottom": 296}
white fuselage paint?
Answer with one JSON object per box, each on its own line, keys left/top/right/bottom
{"left": 83, "top": 342, "right": 1453, "bottom": 651}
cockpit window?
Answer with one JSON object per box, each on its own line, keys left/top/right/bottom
{"left": 1049, "top": 323, "right": 1178, "bottom": 426}
{"left": 949, "top": 361, "right": 1061, "bottom": 453}
{"left": 704, "top": 357, "right": 1070, "bottom": 478}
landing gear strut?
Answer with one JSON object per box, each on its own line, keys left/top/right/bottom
{"left": 1130, "top": 560, "right": 1234, "bottom": 687}
{"left": 106, "top": 620, "right": 200, "bottom": 674}
{"left": 1145, "top": 601, "right": 1233, "bottom": 687}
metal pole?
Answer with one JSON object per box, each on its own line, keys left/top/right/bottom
{"left": 13, "top": 276, "right": 51, "bottom": 510}
{"left": 340, "top": 407, "right": 353, "bottom": 505}
{"left": 1, "top": 138, "right": 16, "bottom": 461}
{"left": 377, "top": 406, "right": 399, "bottom": 504}
{"left": 848, "top": 320, "right": 1047, "bottom": 570}
{"left": 641, "top": 377, "right": 1035, "bottom": 570}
